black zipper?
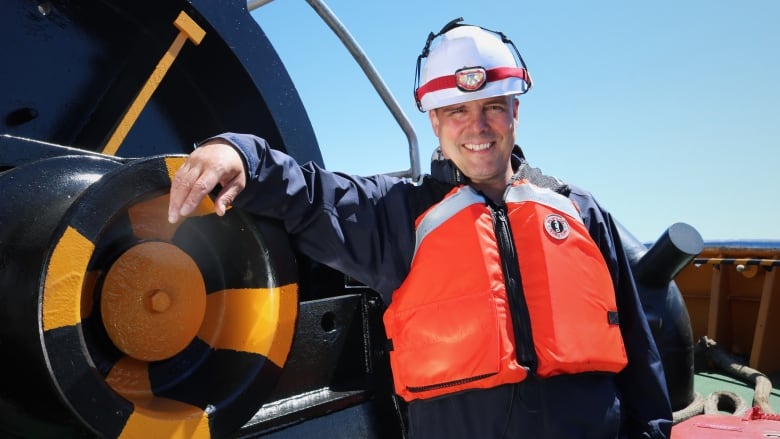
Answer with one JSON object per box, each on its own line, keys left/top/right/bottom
{"left": 407, "top": 372, "right": 497, "bottom": 393}
{"left": 490, "top": 203, "right": 538, "bottom": 372}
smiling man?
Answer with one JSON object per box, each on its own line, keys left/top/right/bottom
{"left": 168, "top": 18, "right": 672, "bottom": 439}
{"left": 429, "top": 95, "right": 518, "bottom": 202}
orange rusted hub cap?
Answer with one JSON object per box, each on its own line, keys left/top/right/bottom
{"left": 101, "top": 241, "right": 206, "bottom": 362}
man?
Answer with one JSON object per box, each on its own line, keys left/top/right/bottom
{"left": 168, "top": 19, "right": 672, "bottom": 438}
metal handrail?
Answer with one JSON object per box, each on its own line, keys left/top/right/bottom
{"left": 248, "top": 0, "right": 421, "bottom": 179}
{"left": 693, "top": 258, "right": 780, "bottom": 268}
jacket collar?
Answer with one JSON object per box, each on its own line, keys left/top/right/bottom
{"left": 429, "top": 145, "right": 569, "bottom": 196}
{"left": 430, "top": 144, "right": 528, "bottom": 186}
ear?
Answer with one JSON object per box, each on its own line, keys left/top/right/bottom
{"left": 428, "top": 110, "right": 441, "bottom": 137}
{"left": 513, "top": 97, "right": 520, "bottom": 120}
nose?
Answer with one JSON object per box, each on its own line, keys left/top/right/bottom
{"left": 466, "top": 111, "right": 490, "bottom": 133}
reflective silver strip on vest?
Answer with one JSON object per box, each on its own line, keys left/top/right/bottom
{"left": 505, "top": 183, "right": 583, "bottom": 224}
{"left": 414, "top": 186, "right": 485, "bottom": 257}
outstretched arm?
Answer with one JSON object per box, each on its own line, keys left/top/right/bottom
{"left": 166, "top": 133, "right": 420, "bottom": 300}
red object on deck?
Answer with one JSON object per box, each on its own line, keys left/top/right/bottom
{"left": 672, "top": 407, "right": 780, "bottom": 438}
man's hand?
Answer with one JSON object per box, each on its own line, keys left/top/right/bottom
{"left": 168, "top": 140, "right": 247, "bottom": 223}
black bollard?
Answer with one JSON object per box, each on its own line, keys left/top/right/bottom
{"left": 634, "top": 223, "right": 704, "bottom": 288}
{"left": 617, "top": 221, "right": 703, "bottom": 412}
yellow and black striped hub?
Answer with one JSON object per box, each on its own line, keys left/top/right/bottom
{"left": 101, "top": 240, "right": 207, "bottom": 362}
{"left": 41, "top": 156, "right": 298, "bottom": 438}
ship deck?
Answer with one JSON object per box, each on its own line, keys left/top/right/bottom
{"left": 695, "top": 370, "right": 780, "bottom": 413}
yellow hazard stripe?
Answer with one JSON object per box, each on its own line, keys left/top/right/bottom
{"left": 43, "top": 226, "right": 93, "bottom": 331}
{"left": 198, "top": 283, "right": 298, "bottom": 366}
{"left": 119, "top": 400, "right": 210, "bottom": 439}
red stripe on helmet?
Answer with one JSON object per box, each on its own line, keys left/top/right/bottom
{"left": 415, "top": 67, "right": 530, "bottom": 103}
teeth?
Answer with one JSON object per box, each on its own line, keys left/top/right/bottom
{"left": 464, "top": 143, "right": 491, "bottom": 151}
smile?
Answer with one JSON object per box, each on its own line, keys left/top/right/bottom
{"left": 463, "top": 142, "right": 491, "bottom": 151}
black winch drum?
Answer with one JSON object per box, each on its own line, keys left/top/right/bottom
{"left": 0, "top": 154, "right": 299, "bottom": 438}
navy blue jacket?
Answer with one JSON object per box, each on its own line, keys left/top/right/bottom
{"left": 215, "top": 132, "right": 672, "bottom": 438}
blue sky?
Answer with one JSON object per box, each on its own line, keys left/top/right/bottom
{"left": 250, "top": 1, "right": 779, "bottom": 243}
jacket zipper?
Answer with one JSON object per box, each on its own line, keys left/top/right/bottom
{"left": 491, "top": 204, "right": 538, "bottom": 372}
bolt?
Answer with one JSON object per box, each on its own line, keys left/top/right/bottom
{"left": 149, "top": 290, "right": 171, "bottom": 312}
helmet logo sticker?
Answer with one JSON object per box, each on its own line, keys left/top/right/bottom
{"left": 455, "top": 67, "right": 487, "bottom": 92}
{"left": 544, "top": 214, "right": 570, "bottom": 240}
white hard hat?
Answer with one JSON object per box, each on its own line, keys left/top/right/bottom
{"left": 414, "top": 21, "right": 532, "bottom": 112}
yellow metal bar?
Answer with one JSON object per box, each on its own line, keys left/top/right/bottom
{"left": 101, "top": 11, "right": 205, "bottom": 156}
{"left": 706, "top": 265, "right": 731, "bottom": 348}
{"left": 750, "top": 268, "right": 779, "bottom": 372}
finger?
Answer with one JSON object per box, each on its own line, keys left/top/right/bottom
{"left": 178, "top": 166, "right": 221, "bottom": 219}
{"left": 213, "top": 176, "right": 245, "bottom": 216}
{"left": 168, "top": 161, "right": 193, "bottom": 223}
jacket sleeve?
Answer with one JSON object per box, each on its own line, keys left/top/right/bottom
{"left": 207, "top": 132, "right": 416, "bottom": 301}
{"left": 569, "top": 186, "right": 673, "bottom": 439}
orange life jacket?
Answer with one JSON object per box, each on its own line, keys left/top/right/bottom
{"left": 383, "top": 180, "right": 628, "bottom": 401}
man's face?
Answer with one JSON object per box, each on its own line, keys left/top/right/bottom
{"left": 429, "top": 95, "right": 519, "bottom": 189}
